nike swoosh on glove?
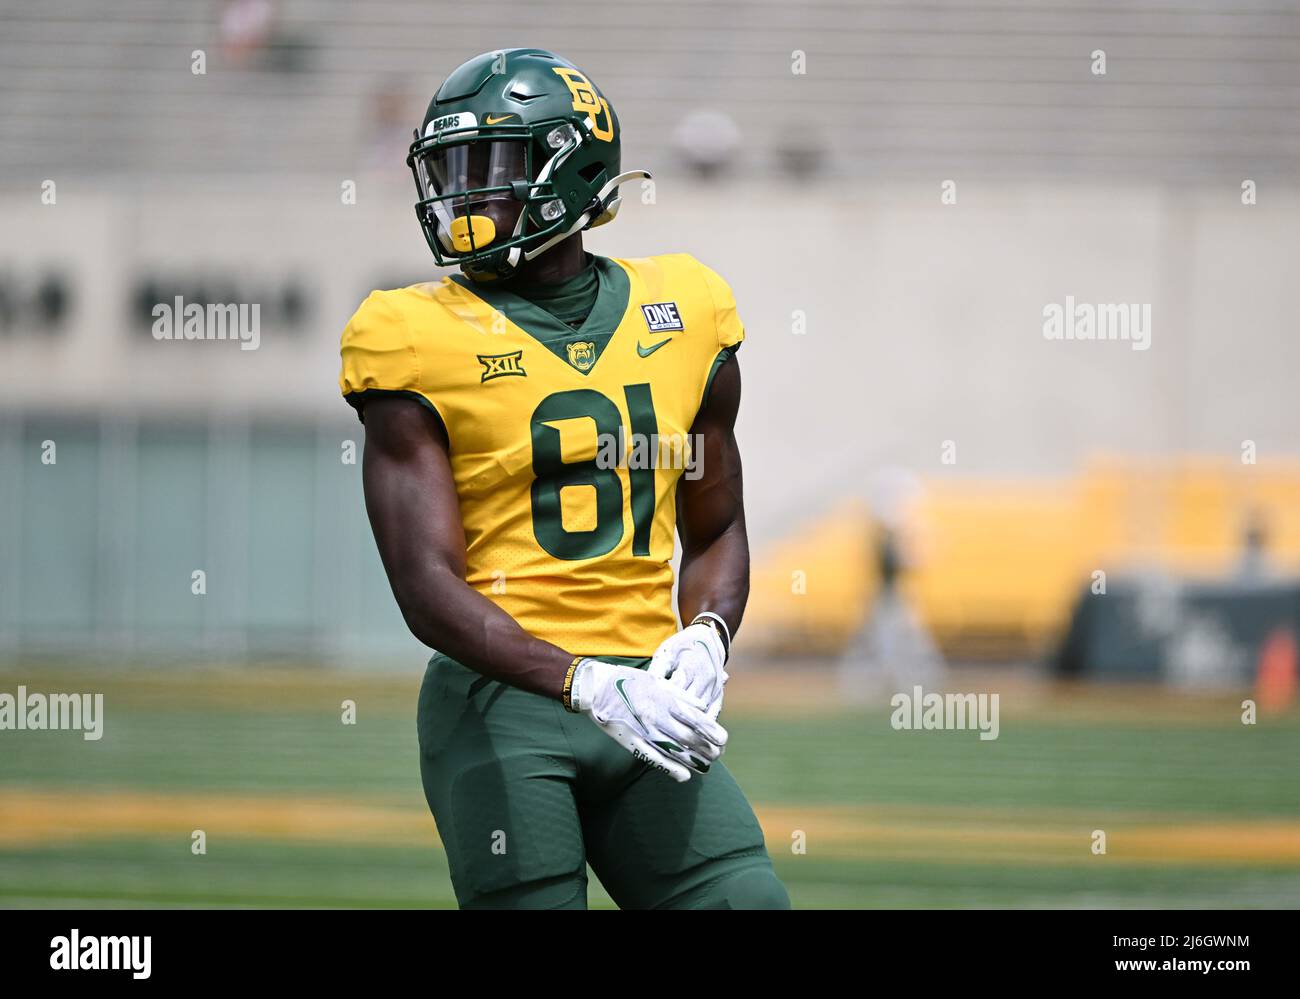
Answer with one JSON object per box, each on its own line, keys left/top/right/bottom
{"left": 648, "top": 622, "right": 729, "bottom": 720}
{"left": 571, "top": 658, "right": 727, "bottom": 782}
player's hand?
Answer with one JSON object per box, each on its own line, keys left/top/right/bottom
{"left": 648, "top": 620, "right": 729, "bottom": 719}
{"left": 570, "top": 658, "right": 727, "bottom": 782}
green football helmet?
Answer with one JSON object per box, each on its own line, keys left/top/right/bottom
{"left": 407, "top": 48, "right": 649, "bottom": 280}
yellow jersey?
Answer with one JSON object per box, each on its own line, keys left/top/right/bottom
{"left": 339, "top": 253, "right": 744, "bottom": 655}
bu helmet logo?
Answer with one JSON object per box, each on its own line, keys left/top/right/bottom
{"left": 565, "top": 340, "right": 597, "bottom": 371}
{"left": 552, "top": 68, "right": 614, "bottom": 141}
{"left": 478, "top": 350, "right": 526, "bottom": 382}
{"left": 641, "top": 302, "right": 684, "bottom": 332}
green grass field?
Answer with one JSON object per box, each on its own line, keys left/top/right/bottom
{"left": 1, "top": 668, "right": 1298, "bottom": 908}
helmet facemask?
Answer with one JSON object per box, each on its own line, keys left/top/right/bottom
{"left": 408, "top": 119, "right": 590, "bottom": 280}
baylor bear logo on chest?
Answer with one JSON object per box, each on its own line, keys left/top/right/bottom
{"left": 565, "top": 340, "right": 596, "bottom": 372}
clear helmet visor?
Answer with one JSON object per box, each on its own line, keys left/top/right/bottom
{"left": 414, "top": 139, "right": 532, "bottom": 257}
{"left": 414, "top": 139, "right": 527, "bottom": 201}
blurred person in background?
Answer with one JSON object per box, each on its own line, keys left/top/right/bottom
{"left": 363, "top": 77, "right": 419, "bottom": 177}
{"left": 1236, "top": 508, "right": 1273, "bottom": 582}
{"left": 219, "top": 0, "right": 274, "bottom": 67}
{"left": 840, "top": 468, "right": 945, "bottom": 702}
{"left": 672, "top": 108, "right": 741, "bottom": 180}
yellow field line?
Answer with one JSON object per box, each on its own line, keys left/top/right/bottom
{"left": 755, "top": 805, "right": 1300, "bottom": 864}
{"left": 0, "top": 789, "right": 436, "bottom": 849}
{"left": 3, "top": 789, "right": 1299, "bottom": 865}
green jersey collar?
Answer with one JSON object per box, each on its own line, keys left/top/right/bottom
{"left": 449, "top": 255, "right": 631, "bottom": 375}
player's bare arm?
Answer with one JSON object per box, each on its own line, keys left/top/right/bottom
{"left": 360, "top": 395, "right": 574, "bottom": 700}
{"left": 676, "top": 353, "right": 748, "bottom": 637}
{"left": 646, "top": 354, "right": 745, "bottom": 711}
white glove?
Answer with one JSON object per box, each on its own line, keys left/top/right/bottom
{"left": 570, "top": 658, "right": 727, "bottom": 782}
{"left": 648, "top": 618, "right": 730, "bottom": 719}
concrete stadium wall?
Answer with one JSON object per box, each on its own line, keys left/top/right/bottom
{"left": 4, "top": 177, "right": 1298, "bottom": 553}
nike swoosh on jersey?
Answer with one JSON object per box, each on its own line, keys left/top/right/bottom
{"left": 637, "top": 337, "right": 672, "bottom": 357}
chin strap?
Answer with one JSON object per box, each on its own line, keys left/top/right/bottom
{"left": 522, "top": 169, "right": 652, "bottom": 262}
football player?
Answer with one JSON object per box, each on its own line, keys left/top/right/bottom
{"left": 340, "top": 47, "right": 789, "bottom": 909}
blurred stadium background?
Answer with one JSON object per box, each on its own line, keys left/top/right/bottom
{"left": 2, "top": 0, "right": 1298, "bottom": 908}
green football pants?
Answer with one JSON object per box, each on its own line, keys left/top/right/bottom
{"left": 416, "top": 652, "right": 790, "bottom": 909}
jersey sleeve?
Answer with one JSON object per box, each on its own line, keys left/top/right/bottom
{"left": 697, "top": 260, "right": 745, "bottom": 352}
{"left": 339, "top": 291, "right": 442, "bottom": 428}
{"left": 692, "top": 259, "right": 743, "bottom": 408}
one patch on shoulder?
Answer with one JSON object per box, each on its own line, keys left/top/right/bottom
{"left": 640, "top": 302, "right": 684, "bottom": 333}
